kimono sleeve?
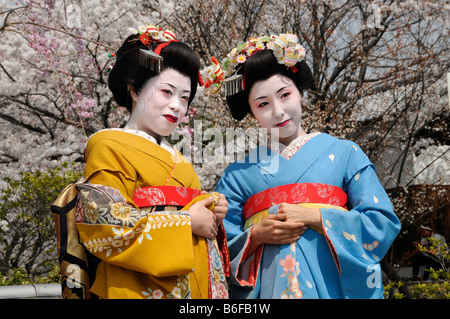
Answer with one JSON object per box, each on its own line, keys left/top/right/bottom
{"left": 216, "top": 168, "right": 262, "bottom": 291}
{"left": 76, "top": 182, "right": 195, "bottom": 277}
{"left": 78, "top": 138, "right": 195, "bottom": 278}
{"left": 319, "top": 142, "right": 401, "bottom": 298}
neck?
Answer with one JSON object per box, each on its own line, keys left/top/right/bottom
{"left": 277, "top": 127, "right": 307, "bottom": 146}
{"left": 124, "top": 122, "right": 162, "bottom": 144}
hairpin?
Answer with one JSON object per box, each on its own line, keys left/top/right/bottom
{"left": 132, "top": 24, "right": 178, "bottom": 73}
{"left": 223, "top": 74, "right": 243, "bottom": 96}
{"left": 139, "top": 49, "right": 164, "bottom": 72}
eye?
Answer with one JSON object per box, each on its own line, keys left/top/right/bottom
{"left": 162, "top": 89, "right": 172, "bottom": 96}
{"left": 257, "top": 101, "right": 269, "bottom": 108}
{"left": 280, "top": 91, "right": 291, "bottom": 99}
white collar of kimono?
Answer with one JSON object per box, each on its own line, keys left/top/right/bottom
{"left": 92, "top": 128, "right": 176, "bottom": 156}
{"left": 271, "top": 132, "right": 321, "bottom": 159}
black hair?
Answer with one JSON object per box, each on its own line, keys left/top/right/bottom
{"left": 108, "top": 34, "right": 201, "bottom": 111}
{"left": 225, "top": 49, "right": 316, "bottom": 121}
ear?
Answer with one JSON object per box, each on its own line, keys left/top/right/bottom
{"left": 128, "top": 85, "right": 138, "bottom": 103}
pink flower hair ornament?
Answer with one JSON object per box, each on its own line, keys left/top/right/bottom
{"left": 202, "top": 33, "right": 307, "bottom": 96}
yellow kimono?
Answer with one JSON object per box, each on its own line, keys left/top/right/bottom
{"left": 75, "top": 128, "right": 229, "bottom": 299}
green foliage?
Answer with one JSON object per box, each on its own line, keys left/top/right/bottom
{"left": 0, "top": 265, "right": 60, "bottom": 286}
{"left": 413, "top": 238, "right": 450, "bottom": 299}
{"left": 417, "top": 237, "right": 449, "bottom": 272}
{"left": 0, "top": 163, "right": 82, "bottom": 279}
{"left": 384, "top": 281, "right": 406, "bottom": 299}
{"left": 386, "top": 237, "right": 450, "bottom": 299}
{"left": 0, "top": 268, "right": 33, "bottom": 286}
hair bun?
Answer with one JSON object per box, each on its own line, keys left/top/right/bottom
{"left": 108, "top": 36, "right": 201, "bottom": 111}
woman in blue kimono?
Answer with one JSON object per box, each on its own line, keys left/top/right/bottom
{"left": 213, "top": 34, "right": 401, "bottom": 299}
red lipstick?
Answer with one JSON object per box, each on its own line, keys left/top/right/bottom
{"left": 275, "top": 119, "right": 290, "bottom": 127}
{"left": 164, "top": 114, "right": 178, "bottom": 123}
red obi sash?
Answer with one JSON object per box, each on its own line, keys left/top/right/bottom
{"left": 134, "top": 185, "right": 231, "bottom": 280}
{"left": 243, "top": 183, "right": 348, "bottom": 219}
{"left": 133, "top": 185, "right": 201, "bottom": 208}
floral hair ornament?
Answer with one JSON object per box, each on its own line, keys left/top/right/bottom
{"left": 105, "top": 24, "right": 176, "bottom": 73}
{"left": 206, "top": 32, "right": 307, "bottom": 96}
{"left": 130, "top": 25, "right": 204, "bottom": 86}
{"left": 128, "top": 25, "right": 178, "bottom": 73}
{"left": 201, "top": 57, "right": 225, "bottom": 94}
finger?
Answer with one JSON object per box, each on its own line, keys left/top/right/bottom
{"left": 273, "top": 229, "right": 305, "bottom": 243}
{"left": 277, "top": 203, "right": 294, "bottom": 214}
{"left": 298, "top": 226, "right": 307, "bottom": 236}
{"left": 274, "top": 220, "right": 305, "bottom": 230}
{"left": 266, "top": 213, "right": 287, "bottom": 221}
{"left": 213, "top": 206, "right": 227, "bottom": 215}
{"left": 215, "top": 198, "right": 228, "bottom": 207}
{"left": 201, "top": 190, "right": 208, "bottom": 195}
{"left": 199, "top": 196, "right": 214, "bottom": 206}
{"left": 274, "top": 227, "right": 303, "bottom": 237}
{"left": 283, "top": 236, "right": 301, "bottom": 244}
{"left": 278, "top": 228, "right": 303, "bottom": 239}
{"left": 270, "top": 234, "right": 300, "bottom": 245}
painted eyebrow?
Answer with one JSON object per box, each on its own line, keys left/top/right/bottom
{"left": 253, "top": 85, "right": 289, "bottom": 102}
{"left": 161, "top": 82, "right": 191, "bottom": 93}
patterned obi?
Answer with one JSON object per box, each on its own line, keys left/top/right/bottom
{"left": 243, "top": 183, "right": 348, "bottom": 232}
{"left": 134, "top": 184, "right": 231, "bottom": 292}
{"left": 133, "top": 186, "right": 202, "bottom": 209}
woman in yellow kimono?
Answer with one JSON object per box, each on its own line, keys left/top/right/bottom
{"left": 73, "top": 26, "right": 229, "bottom": 299}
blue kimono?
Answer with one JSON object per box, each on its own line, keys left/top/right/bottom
{"left": 216, "top": 133, "right": 401, "bottom": 299}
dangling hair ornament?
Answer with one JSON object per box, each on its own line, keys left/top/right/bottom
{"left": 202, "top": 32, "right": 306, "bottom": 96}
{"left": 128, "top": 25, "right": 178, "bottom": 73}
{"left": 139, "top": 48, "right": 164, "bottom": 72}
{"left": 223, "top": 73, "right": 243, "bottom": 96}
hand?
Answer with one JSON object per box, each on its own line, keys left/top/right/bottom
{"left": 250, "top": 214, "right": 306, "bottom": 250}
{"left": 277, "top": 203, "right": 322, "bottom": 229}
{"left": 189, "top": 196, "right": 217, "bottom": 239}
{"left": 201, "top": 191, "right": 228, "bottom": 227}
{"left": 212, "top": 193, "right": 228, "bottom": 227}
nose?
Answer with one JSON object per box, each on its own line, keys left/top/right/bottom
{"left": 272, "top": 100, "right": 284, "bottom": 119}
{"left": 168, "top": 97, "right": 181, "bottom": 113}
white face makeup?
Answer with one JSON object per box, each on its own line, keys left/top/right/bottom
{"left": 248, "top": 74, "right": 305, "bottom": 146}
{"left": 126, "top": 68, "right": 191, "bottom": 141}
